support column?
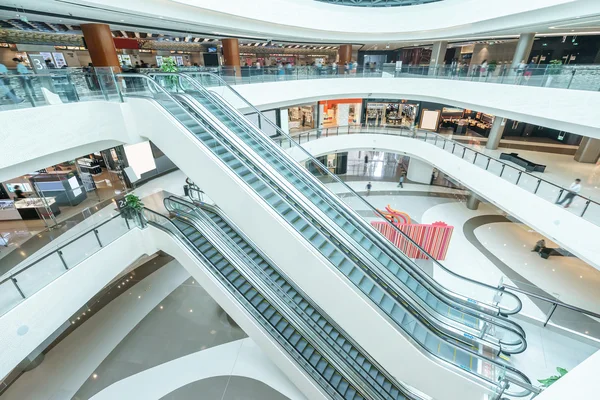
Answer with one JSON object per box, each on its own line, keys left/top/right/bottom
{"left": 338, "top": 44, "right": 352, "bottom": 69}
{"left": 466, "top": 193, "right": 481, "bottom": 210}
{"left": 429, "top": 41, "right": 448, "bottom": 75}
{"left": 574, "top": 137, "right": 600, "bottom": 163}
{"left": 221, "top": 38, "right": 241, "bottom": 76}
{"left": 80, "top": 24, "right": 120, "bottom": 71}
{"left": 407, "top": 158, "right": 434, "bottom": 184}
{"left": 509, "top": 33, "right": 535, "bottom": 75}
{"left": 486, "top": 117, "right": 507, "bottom": 150}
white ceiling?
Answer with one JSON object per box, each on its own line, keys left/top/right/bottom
{"left": 2, "top": 0, "right": 600, "bottom": 47}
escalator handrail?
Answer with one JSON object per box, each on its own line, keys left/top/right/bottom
{"left": 185, "top": 71, "right": 524, "bottom": 317}
{"left": 205, "top": 89, "right": 528, "bottom": 346}
{"left": 173, "top": 74, "right": 526, "bottom": 343}
{"left": 164, "top": 196, "right": 430, "bottom": 400}
{"left": 121, "top": 74, "right": 532, "bottom": 396}
{"left": 171, "top": 90, "right": 527, "bottom": 358}
{"left": 143, "top": 207, "right": 349, "bottom": 400}
{"left": 156, "top": 205, "right": 392, "bottom": 400}
{"left": 172, "top": 86, "right": 527, "bottom": 354}
{"left": 163, "top": 197, "right": 533, "bottom": 397}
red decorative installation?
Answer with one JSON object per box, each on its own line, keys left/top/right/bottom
{"left": 371, "top": 220, "right": 454, "bottom": 260}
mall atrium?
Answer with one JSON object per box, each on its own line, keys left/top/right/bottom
{"left": 1, "top": 0, "right": 600, "bottom": 399}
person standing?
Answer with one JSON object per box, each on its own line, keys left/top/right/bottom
{"left": 397, "top": 173, "right": 405, "bottom": 188}
{"left": 13, "top": 58, "right": 34, "bottom": 99}
{"left": 364, "top": 154, "right": 369, "bottom": 164}
{"left": 0, "top": 63, "right": 23, "bottom": 104}
{"left": 366, "top": 182, "right": 372, "bottom": 196}
{"left": 556, "top": 179, "right": 582, "bottom": 208}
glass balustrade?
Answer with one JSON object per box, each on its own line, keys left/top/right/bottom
{"left": 0, "top": 212, "right": 134, "bottom": 316}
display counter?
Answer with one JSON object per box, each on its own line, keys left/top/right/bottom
{"left": 14, "top": 197, "right": 61, "bottom": 220}
{"left": 0, "top": 200, "right": 22, "bottom": 221}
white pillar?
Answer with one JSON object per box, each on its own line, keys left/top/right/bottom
{"left": 486, "top": 117, "right": 507, "bottom": 150}
{"left": 407, "top": 158, "right": 434, "bottom": 184}
{"left": 429, "top": 41, "right": 448, "bottom": 75}
{"left": 279, "top": 108, "right": 289, "bottom": 134}
{"left": 509, "top": 33, "right": 535, "bottom": 75}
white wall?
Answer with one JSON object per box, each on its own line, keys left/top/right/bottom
{"left": 0, "top": 228, "right": 157, "bottom": 380}
{"left": 128, "top": 99, "right": 492, "bottom": 400}
{"left": 286, "top": 134, "right": 600, "bottom": 270}
{"left": 215, "top": 78, "right": 600, "bottom": 139}
{"left": 407, "top": 158, "right": 434, "bottom": 184}
{"left": 72, "top": 0, "right": 589, "bottom": 43}
{"left": 0, "top": 101, "right": 141, "bottom": 182}
{"left": 534, "top": 349, "right": 600, "bottom": 400}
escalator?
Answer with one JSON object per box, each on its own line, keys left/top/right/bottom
{"left": 144, "top": 200, "right": 426, "bottom": 400}
{"left": 173, "top": 72, "right": 528, "bottom": 356}
{"left": 118, "top": 73, "right": 533, "bottom": 398}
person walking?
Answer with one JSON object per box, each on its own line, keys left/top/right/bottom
{"left": 366, "top": 182, "right": 372, "bottom": 196}
{"left": 397, "top": 173, "right": 405, "bottom": 188}
{"left": 556, "top": 179, "right": 581, "bottom": 208}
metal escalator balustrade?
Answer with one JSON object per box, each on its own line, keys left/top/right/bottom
{"left": 118, "top": 74, "right": 531, "bottom": 396}
{"left": 165, "top": 73, "right": 527, "bottom": 355}
{"left": 182, "top": 71, "right": 522, "bottom": 318}
{"left": 163, "top": 196, "right": 428, "bottom": 400}
{"left": 144, "top": 206, "right": 408, "bottom": 400}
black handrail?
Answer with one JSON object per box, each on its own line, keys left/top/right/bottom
{"left": 291, "top": 124, "right": 600, "bottom": 217}
{"left": 185, "top": 71, "right": 524, "bottom": 316}
{"left": 0, "top": 212, "right": 125, "bottom": 288}
{"left": 288, "top": 124, "right": 600, "bottom": 329}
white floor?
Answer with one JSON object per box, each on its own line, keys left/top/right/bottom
{"left": 474, "top": 222, "right": 600, "bottom": 315}
{"left": 4, "top": 258, "right": 303, "bottom": 400}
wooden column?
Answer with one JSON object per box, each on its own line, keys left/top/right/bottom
{"left": 338, "top": 44, "right": 352, "bottom": 65}
{"left": 222, "top": 38, "right": 241, "bottom": 75}
{"left": 81, "top": 23, "right": 120, "bottom": 71}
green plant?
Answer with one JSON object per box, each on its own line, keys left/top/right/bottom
{"left": 488, "top": 60, "right": 497, "bottom": 73}
{"left": 547, "top": 59, "right": 563, "bottom": 75}
{"left": 160, "top": 57, "right": 178, "bottom": 73}
{"left": 538, "top": 367, "right": 568, "bottom": 388}
{"left": 160, "top": 57, "right": 179, "bottom": 89}
{"left": 120, "top": 194, "right": 144, "bottom": 219}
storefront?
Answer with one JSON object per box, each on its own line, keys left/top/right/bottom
{"left": 438, "top": 107, "right": 494, "bottom": 136}
{"left": 319, "top": 99, "right": 362, "bottom": 128}
{"left": 362, "top": 99, "right": 419, "bottom": 128}
{"left": 287, "top": 104, "right": 316, "bottom": 133}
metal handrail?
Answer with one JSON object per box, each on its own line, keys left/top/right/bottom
{"left": 290, "top": 124, "right": 599, "bottom": 217}
{"left": 162, "top": 197, "right": 533, "bottom": 397}
{"left": 0, "top": 212, "right": 125, "bottom": 288}
{"left": 174, "top": 76, "right": 527, "bottom": 349}
{"left": 164, "top": 197, "right": 410, "bottom": 400}
{"left": 288, "top": 124, "right": 600, "bottom": 330}
{"left": 166, "top": 195, "right": 430, "bottom": 400}
{"left": 143, "top": 207, "right": 366, "bottom": 400}
{"left": 184, "top": 71, "right": 524, "bottom": 317}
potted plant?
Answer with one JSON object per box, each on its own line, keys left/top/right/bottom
{"left": 120, "top": 194, "right": 145, "bottom": 228}
{"left": 545, "top": 59, "right": 563, "bottom": 87}
{"left": 538, "top": 367, "right": 568, "bottom": 388}
{"left": 160, "top": 57, "right": 179, "bottom": 91}
{"left": 488, "top": 60, "right": 497, "bottom": 76}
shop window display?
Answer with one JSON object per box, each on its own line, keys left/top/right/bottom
{"left": 288, "top": 105, "right": 315, "bottom": 133}
{"left": 319, "top": 99, "right": 362, "bottom": 128}
{"left": 364, "top": 100, "right": 419, "bottom": 128}
{"left": 439, "top": 107, "right": 494, "bottom": 136}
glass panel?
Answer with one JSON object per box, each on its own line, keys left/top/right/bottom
{"left": 12, "top": 253, "right": 66, "bottom": 297}
{"left": 96, "top": 216, "right": 130, "bottom": 246}
{"left": 59, "top": 231, "right": 102, "bottom": 267}
{"left": 0, "top": 279, "right": 25, "bottom": 315}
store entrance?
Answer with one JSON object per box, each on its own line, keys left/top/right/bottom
{"left": 364, "top": 100, "right": 419, "bottom": 128}
{"left": 288, "top": 104, "right": 316, "bottom": 133}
